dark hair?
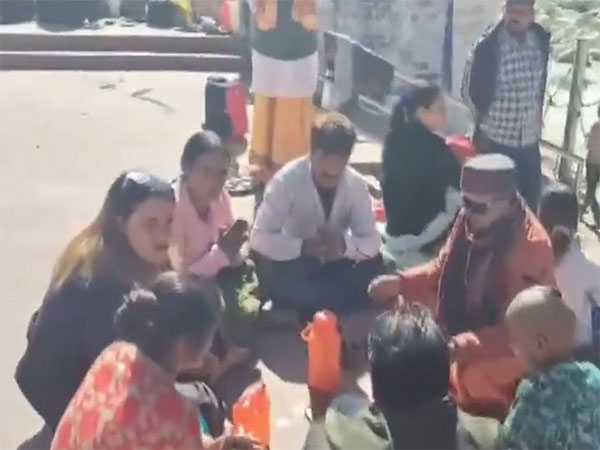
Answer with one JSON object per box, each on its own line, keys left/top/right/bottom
{"left": 538, "top": 183, "right": 578, "bottom": 260}
{"left": 369, "top": 305, "right": 450, "bottom": 412}
{"left": 506, "top": 0, "right": 535, "bottom": 9}
{"left": 115, "top": 272, "right": 217, "bottom": 363}
{"left": 390, "top": 84, "right": 442, "bottom": 132}
{"left": 203, "top": 112, "right": 233, "bottom": 142}
{"left": 311, "top": 112, "right": 357, "bottom": 157}
{"left": 180, "top": 131, "right": 227, "bottom": 173}
{"left": 106, "top": 171, "right": 175, "bottom": 222}
{"left": 50, "top": 170, "right": 174, "bottom": 292}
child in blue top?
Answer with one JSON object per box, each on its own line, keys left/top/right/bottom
{"left": 502, "top": 286, "right": 600, "bottom": 449}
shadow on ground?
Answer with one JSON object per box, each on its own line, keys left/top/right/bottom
{"left": 255, "top": 308, "right": 380, "bottom": 385}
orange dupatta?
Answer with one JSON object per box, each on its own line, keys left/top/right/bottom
{"left": 51, "top": 342, "right": 206, "bottom": 450}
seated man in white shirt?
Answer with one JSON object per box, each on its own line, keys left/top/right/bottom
{"left": 250, "top": 112, "right": 384, "bottom": 319}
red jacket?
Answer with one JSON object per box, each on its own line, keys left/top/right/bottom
{"left": 399, "top": 208, "right": 555, "bottom": 418}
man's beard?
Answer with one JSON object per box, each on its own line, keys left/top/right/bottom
{"left": 466, "top": 216, "right": 493, "bottom": 239}
{"left": 505, "top": 21, "right": 527, "bottom": 37}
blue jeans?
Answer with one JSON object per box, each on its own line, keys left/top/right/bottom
{"left": 482, "top": 139, "right": 542, "bottom": 210}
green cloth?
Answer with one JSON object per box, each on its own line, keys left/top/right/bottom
{"left": 502, "top": 361, "right": 600, "bottom": 449}
{"left": 305, "top": 394, "right": 504, "bottom": 450}
{"left": 323, "top": 395, "right": 392, "bottom": 450}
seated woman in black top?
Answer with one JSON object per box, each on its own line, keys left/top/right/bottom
{"left": 381, "top": 84, "right": 461, "bottom": 269}
{"left": 15, "top": 170, "right": 175, "bottom": 432}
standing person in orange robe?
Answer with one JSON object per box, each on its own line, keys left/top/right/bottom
{"left": 369, "top": 154, "right": 556, "bottom": 419}
{"left": 248, "top": 0, "right": 319, "bottom": 209}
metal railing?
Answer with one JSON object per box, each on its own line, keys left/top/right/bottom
{"left": 541, "top": 138, "right": 586, "bottom": 196}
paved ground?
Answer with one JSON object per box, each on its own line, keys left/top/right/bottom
{"left": 0, "top": 71, "right": 375, "bottom": 450}
{"left": 1, "top": 71, "right": 598, "bottom": 450}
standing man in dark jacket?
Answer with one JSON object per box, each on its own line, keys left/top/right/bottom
{"left": 462, "top": 0, "right": 550, "bottom": 210}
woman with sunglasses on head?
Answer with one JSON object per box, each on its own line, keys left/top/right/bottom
{"left": 369, "top": 154, "right": 555, "bottom": 420}
{"left": 381, "top": 83, "right": 462, "bottom": 269}
{"left": 16, "top": 170, "right": 175, "bottom": 434}
{"left": 52, "top": 272, "right": 262, "bottom": 450}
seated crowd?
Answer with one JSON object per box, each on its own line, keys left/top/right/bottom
{"left": 15, "top": 108, "right": 600, "bottom": 449}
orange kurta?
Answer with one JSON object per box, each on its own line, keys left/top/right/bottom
{"left": 398, "top": 208, "right": 555, "bottom": 419}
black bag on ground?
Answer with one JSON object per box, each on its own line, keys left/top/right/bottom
{"left": 36, "top": 0, "right": 95, "bottom": 26}
{"left": 146, "top": 0, "right": 178, "bottom": 28}
{"left": 0, "top": 0, "right": 35, "bottom": 23}
{"left": 204, "top": 76, "right": 230, "bottom": 133}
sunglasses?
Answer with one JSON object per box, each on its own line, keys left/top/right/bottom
{"left": 462, "top": 196, "right": 508, "bottom": 215}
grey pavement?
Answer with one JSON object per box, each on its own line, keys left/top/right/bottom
{"left": 0, "top": 71, "right": 373, "bottom": 450}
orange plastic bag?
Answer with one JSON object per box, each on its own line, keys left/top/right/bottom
{"left": 301, "top": 310, "right": 342, "bottom": 394}
{"left": 446, "top": 135, "right": 476, "bottom": 164}
{"left": 232, "top": 382, "right": 270, "bottom": 447}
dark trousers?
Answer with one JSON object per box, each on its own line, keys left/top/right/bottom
{"left": 584, "top": 161, "right": 600, "bottom": 225}
{"left": 476, "top": 133, "right": 542, "bottom": 210}
{"left": 253, "top": 253, "right": 384, "bottom": 317}
{"left": 195, "top": 264, "right": 253, "bottom": 358}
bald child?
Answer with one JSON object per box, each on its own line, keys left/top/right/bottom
{"left": 502, "top": 286, "right": 600, "bottom": 449}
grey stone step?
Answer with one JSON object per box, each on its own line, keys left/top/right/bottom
{"left": 0, "top": 32, "right": 243, "bottom": 54}
{"left": 0, "top": 50, "right": 243, "bottom": 71}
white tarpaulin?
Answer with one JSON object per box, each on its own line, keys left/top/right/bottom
{"left": 331, "top": 0, "right": 451, "bottom": 84}
{"left": 316, "top": 0, "right": 504, "bottom": 94}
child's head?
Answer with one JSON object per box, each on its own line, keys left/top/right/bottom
{"left": 538, "top": 183, "right": 578, "bottom": 260}
{"left": 369, "top": 305, "right": 449, "bottom": 412}
{"left": 180, "top": 131, "right": 230, "bottom": 203}
{"left": 390, "top": 83, "right": 445, "bottom": 133}
{"left": 115, "top": 272, "right": 218, "bottom": 374}
{"left": 506, "top": 286, "right": 576, "bottom": 373}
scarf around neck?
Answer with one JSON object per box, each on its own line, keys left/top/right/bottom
{"left": 438, "top": 202, "right": 526, "bottom": 335}
{"left": 254, "top": 0, "right": 318, "bottom": 31}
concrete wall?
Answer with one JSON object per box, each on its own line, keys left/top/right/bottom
{"left": 318, "top": 0, "right": 502, "bottom": 95}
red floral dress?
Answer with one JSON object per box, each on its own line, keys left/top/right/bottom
{"left": 51, "top": 342, "right": 208, "bottom": 449}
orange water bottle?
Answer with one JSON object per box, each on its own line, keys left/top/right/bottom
{"left": 301, "top": 310, "right": 342, "bottom": 394}
{"left": 232, "top": 382, "right": 270, "bottom": 447}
